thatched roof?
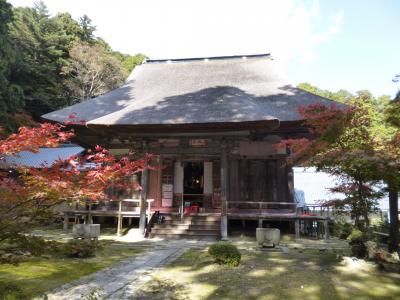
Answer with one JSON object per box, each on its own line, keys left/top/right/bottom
{"left": 42, "top": 54, "right": 338, "bottom": 128}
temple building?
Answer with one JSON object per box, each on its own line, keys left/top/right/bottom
{"left": 42, "top": 54, "right": 337, "bottom": 239}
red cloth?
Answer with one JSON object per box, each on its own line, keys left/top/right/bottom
{"left": 190, "top": 205, "right": 199, "bottom": 213}
{"left": 184, "top": 205, "right": 199, "bottom": 214}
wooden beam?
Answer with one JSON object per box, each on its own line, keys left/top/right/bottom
{"left": 126, "top": 147, "right": 222, "bottom": 155}
{"left": 106, "top": 131, "right": 254, "bottom": 138}
{"left": 87, "top": 119, "right": 280, "bottom": 134}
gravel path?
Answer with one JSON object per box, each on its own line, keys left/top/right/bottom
{"left": 45, "top": 240, "right": 211, "bottom": 300}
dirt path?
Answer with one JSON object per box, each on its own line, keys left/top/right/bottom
{"left": 45, "top": 240, "right": 211, "bottom": 300}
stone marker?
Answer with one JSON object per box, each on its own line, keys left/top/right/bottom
{"left": 256, "top": 228, "right": 280, "bottom": 248}
{"left": 73, "top": 224, "right": 100, "bottom": 239}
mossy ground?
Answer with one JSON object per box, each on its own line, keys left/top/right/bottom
{"left": 0, "top": 240, "right": 143, "bottom": 299}
{"left": 134, "top": 242, "right": 400, "bottom": 300}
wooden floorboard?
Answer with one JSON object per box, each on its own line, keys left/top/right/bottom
{"left": 63, "top": 208, "right": 329, "bottom": 221}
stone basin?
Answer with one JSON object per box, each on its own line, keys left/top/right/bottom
{"left": 73, "top": 224, "right": 100, "bottom": 239}
{"left": 256, "top": 228, "right": 280, "bottom": 248}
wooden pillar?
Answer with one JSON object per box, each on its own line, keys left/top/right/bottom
{"left": 157, "top": 155, "right": 163, "bottom": 209}
{"left": 139, "top": 169, "right": 149, "bottom": 233}
{"left": 295, "top": 219, "right": 300, "bottom": 239}
{"left": 117, "top": 200, "right": 123, "bottom": 236}
{"left": 388, "top": 183, "right": 399, "bottom": 252}
{"left": 63, "top": 213, "right": 69, "bottom": 231}
{"left": 323, "top": 220, "right": 329, "bottom": 240}
{"left": 87, "top": 203, "right": 93, "bottom": 224}
{"left": 287, "top": 165, "right": 294, "bottom": 204}
{"left": 220, "top": 146, "right": 229, "bottom": 240}
{"left": 242, "top": 220, "right": 246, "bottom": 229}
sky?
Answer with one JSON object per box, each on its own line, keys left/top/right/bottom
{"left": 8, "top": 0, "right": 400, "bottom": 97}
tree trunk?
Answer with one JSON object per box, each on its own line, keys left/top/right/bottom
{"left": 363, "top": 208, "right": 370, "bottom": 228}
{"left": 357, "top": 179, "right": 369, "bottom": 229}
{"left": 363, "top": 198, "right": 370, "bottom": 228}
{"left": 388, "top": 182, "right": 399, "bottom": 252}
{"left": 354, "top": 211, "right": 360, "bottom": 230}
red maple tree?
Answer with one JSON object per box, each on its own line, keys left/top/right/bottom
{"left": 280, "top": 99, "right": 400, "bottom": 251}
{"left": 0, "top": 122, "right": 152, "bottom": 260}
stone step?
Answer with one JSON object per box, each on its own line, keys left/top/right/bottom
{"left": 153, "top": 223, "right": 220, "bottom": 230}
{"left": 151, "top": 228, "right": 220, "bottom": 235}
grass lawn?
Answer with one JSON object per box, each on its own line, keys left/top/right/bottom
{"left": 0, "top": 240, "right": 144, "bottom": 299}
{"left": 135, "top": 245, "right": 400, "bottom": 300}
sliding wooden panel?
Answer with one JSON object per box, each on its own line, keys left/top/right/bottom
{"left": 148, "top": 168, "right": 161, "bottom": 208}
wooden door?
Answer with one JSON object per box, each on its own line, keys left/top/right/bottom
{"left": 233, "top": 158, "right": 289, "bottom": 205}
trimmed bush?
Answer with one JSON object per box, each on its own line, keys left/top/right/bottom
{"left": 19, "top": 235, "right": 59, "bottom": 256}
{"left": 347, "top": 229, "right": 365, "bottom": 244}
{"left": 331, "top": 221, "right": 354, "bottom": 239}
{"left": 348, "top": 229, "right": 367, "bottom": 258}
{"left": 339, "top": 222, "right": 354, "bottom": 239}
{"left": 63, "top": 239, "right": 98, "bottom": 258}
{"left": 0, "top": 235, "right": 60, "bottom": 264}
{"left": 208, "top": 242, "right": 241, "bottom": 267}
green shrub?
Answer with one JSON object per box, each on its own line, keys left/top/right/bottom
{"left": 0, "top": 235, "right": 60, "bottom": 265}
{"left": 19, "top": 235, "right": 59, "bottom": 256}
{"left": 348, "top": 229, "right": 367, "bottom": 258}
{"left": 0, "top": 281, "right": 25, "bottom": 299}
{"left": 371, "top": 218, "right": 389, "bottom": 233}
{"left": 347, "top": 229, "right": 365, "bottom": 244}
{"left": 371, "top": 218, "right": 390, "bottom": 243}
{"left": 332, "top": 221, "right": 353, "bottom": 239}
{"left": 63, "top": 239, "right": 98, "bottom": 258}
{"left": 208, "top": 242, "right": 241, "bottom": 267}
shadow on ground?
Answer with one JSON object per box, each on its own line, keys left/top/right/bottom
{"left": 133, "top": 237, "right": 400, "bottom": 300}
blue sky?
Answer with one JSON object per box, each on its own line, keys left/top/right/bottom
{"left": 9, "top": 0, "right": 400, "bottom": 97}
{"left": 288, "top": 0, "right": 400, "bottom": 97}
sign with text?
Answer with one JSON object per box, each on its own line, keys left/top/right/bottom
{"left": 189, "top": 139, "right": 208, "bottom": 147}
{"left": 162, "top": 184, "right": 173, "bottom": 207}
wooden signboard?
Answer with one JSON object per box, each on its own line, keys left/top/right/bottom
{"left": 189, "top": 139, "right": 208, "bottom": 147}
{"left": 162, "top": 184, "right": 173, "bottom": 207}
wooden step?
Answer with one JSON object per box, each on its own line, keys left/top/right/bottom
{"left": 151, "top": 228, "right": 220, "bottom": 235}
{"left": 153, "top": 224, "right": 220, "bottom": 230}
{"left": 150, "top": 232, "right": 219, "bottom": 239}
{"left": 162, "top": 220, "right": 221, "bottom": 225}
{"left": 149, "top": 214, "right": 221, "bottom": 240}
{"left": 162, "top": 215, "right": 221, "bottom": 222}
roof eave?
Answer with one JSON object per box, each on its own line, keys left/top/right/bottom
{"left": 86, "top": 119, "right": 280, "bottom": 134}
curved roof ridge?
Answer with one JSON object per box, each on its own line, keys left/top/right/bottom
{"left": 146, "top": 53, "right": 271, "bottom": 64}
